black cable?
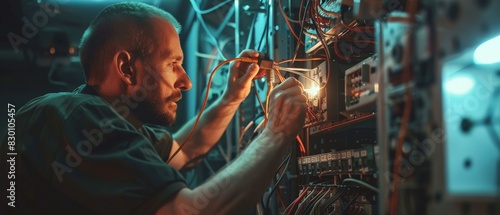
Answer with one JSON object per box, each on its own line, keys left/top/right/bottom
{"left": 302, "top": 191, "right": 327, "bottom": 215}
{"left": 341, "top": 192, "right": 360, "bottom": 215}
{"left": 301, "top": 187, "right": 329, "bottom": 214}
{"left": 290, "top": 0, "right": 311, "bottom": 65}
{"left": 215, "top": 6, "right": 236, "bottom": 37}
{"left": 293, "top": 188, "right": 319, "bottom": 215}
{"left": 245, "top": 14, "right": 258, "bottom": 50}
{"left": 309, "top": 2, "right": 333, "bottom": 80}
{"left": 257, "top": 1, "right": 270, "bottom": 52}
{"left": 318, "top": 188, "right": 341, "bottom": 214}
{"left": 262, "top": 152, "right": 291, "bottom": 214}
{"left": 320, "top": 187, "right": 345, "bottom": 214}
{"left": 310, "top": 6, "right": 330, "bottom": 56}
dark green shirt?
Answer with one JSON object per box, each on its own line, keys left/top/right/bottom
{"left": 1, "top": 85, "right": 186, "bottom": 215}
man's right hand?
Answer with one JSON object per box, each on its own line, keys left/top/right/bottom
{"left": 265, "top": 77, "right": 308, "bottom": 138}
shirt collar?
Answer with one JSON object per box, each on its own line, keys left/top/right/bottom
{"left": 73, "top": 84, "right": 98, "bottom": 96}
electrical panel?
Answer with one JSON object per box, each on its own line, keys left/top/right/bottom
{"left": 232, "top": 0, "right": 500, "bottom": 214}
{"left": 281, "top": 0, "right": 379, "bottom": 214}
{"left": 345, "top": 55, "right": 378, "bottom": 112}
{"left": 298, "top": 145, "right": 378, "bottom": 176}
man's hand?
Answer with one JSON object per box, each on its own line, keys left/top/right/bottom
{"left": 223, "top": 49, "right": 265, "bottom": 105}
{"left": 266, "top": 78, "right": 308, "bottom": 138}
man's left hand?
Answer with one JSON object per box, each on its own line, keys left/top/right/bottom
{"left": 222, "top": 49, "right": 266, "bottom": 105}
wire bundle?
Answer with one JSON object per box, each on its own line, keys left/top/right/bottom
{"left": 281, "top": 178, "right": 378, "bottom": 215}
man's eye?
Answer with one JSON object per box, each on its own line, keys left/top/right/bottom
{"left": 167, "top": 62, "right": 182, "bottom": 69}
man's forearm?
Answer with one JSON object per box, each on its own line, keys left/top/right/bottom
{"left": 173, "top": 95, "right": 240, "bottom": 161}
{"left": 159, "top": 129, "right": 293, "bottom": 215}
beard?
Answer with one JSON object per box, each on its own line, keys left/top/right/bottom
{"left": 133, "top": 95, "right": 178, "bottom": 126}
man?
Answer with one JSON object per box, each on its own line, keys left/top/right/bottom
{"left": 0, "top": 2, "right": 307, "bottom": 215}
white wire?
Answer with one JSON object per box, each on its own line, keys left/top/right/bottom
{"left": 256, "top": 202, "right": 263, "bottom": 215}
{"left": 311, "top": 188, "right": 331, "bottom": 214}
{"left": 278, "top": 67, "right": 313, "bottom": 72}
{"left": 217, "top": 144, "right": 230, "bottom": 163}
{"left": 189, "top": 0, "right": 227, "bottom": 60}
{"left": 203, "top": 159, "right": 216, "bottom": 175}
{"left": 294, "top": 188, "right": 325, "bottom": 215}
{"left": 194, "top": 51, "right": 225, "bottom": 61}
{"left": 191, "top": 0, "right": 232, "bottom": 14}
{"left": 253, "top": 118, "right": 266, "bottom": 134}
{"left": 238, "top": 120, "right": 255, "bottom": 147}
{"left": 276, "top": 67, "right": 321, "bottom": 87}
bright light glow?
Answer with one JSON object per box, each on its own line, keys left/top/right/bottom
{"left": 474, "top": 35, "right": 500, "bottom": 64}
{"left": 445, "top": 76, "right": 475, "bottom": 95}
{"left": 305, "top": 85, "right": 320, "bottom": 97}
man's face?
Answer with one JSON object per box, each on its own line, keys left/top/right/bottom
{"left": 132, "top": 17, "right": 192, "bottom": 126}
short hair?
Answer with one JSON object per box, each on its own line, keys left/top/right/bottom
{"left": 79, "top": 2, "right": 181, "bottom": 84}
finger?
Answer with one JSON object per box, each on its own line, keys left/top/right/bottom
{"left": 270, "top": 86, "right": 305, "bottom": 104}
{"left": 272, "top": 79, "right": 304, "bottom": 97}
{"left": 233, "top": 49, "right": 259, "bottom": 74}
{"left": 295, "top": 79, "right": 305, "bottom": 91}
{"left": 274, "top": 77, "right": 302, "bottom": 91}
{"left": 291, "top": 93, "right": 308, "bottom": 103}
{"left": 240, "top": 63, "right": 260, "bottom": 83}
{"left": 254, "top": 69, "right": 267, "bottom": 79}
{"left": 238, "top": 49, "right": 259, "bottom": 58}
{"left": 279, "top": 85, "right": 305, "bottom": 97}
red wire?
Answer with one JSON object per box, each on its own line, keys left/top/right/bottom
{"left": 296, "top": 136, "right": 306, "bottom": 155}
{"left": 276, "top": 187, "right": 287, "bottom": 211}
{"left": 278, "top": 0, "right": 305, "bottom": 46}
{"left": 341, "top": 20, "right": 375, "bottom": 33}
{"left": 389, "top": 0, "right": 419, "bottom": 211}
{"left": 334, "top": 40, "right": 350, "bottom": 61}
{"left": 389, "top": 86, "right": 412, "bottom": 215}
{"left": 286, "top": 188, "right": 309, "bottom": 215}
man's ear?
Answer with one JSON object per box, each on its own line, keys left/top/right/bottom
{"left": 115, "top": 50, "right": 136, "bottom": 85}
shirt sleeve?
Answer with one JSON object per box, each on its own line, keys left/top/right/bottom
{"left": 139, "top": 124, "right": 174, "bottom": 162}
{"left": 51, "top": 100, "right": 186, "bottom": 215}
